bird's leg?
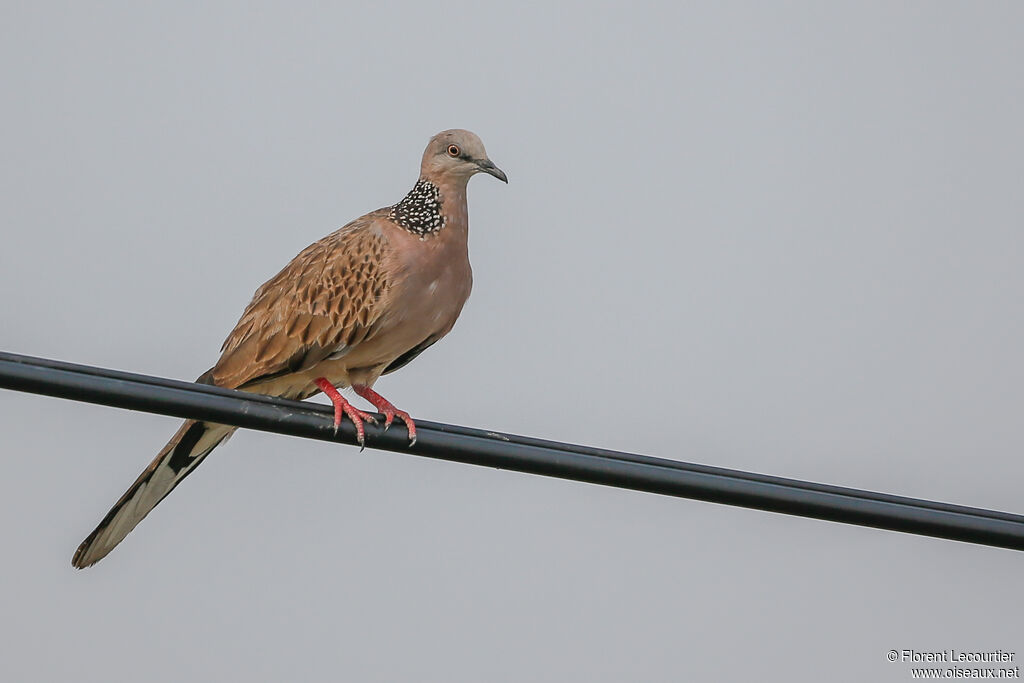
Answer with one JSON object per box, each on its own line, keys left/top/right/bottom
{"left": 352, "top": 385, "right": 417, "bottom": 446}
{"left": 314, "top": 377, "right": 376, "bottom": 448}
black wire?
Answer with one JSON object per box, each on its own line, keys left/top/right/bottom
{"left": 2, "top": 350, "right": 1023, "bottom": 551}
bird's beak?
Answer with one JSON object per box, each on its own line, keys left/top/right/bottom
{"left": 475, "top": 158, "right": 508, "bottom": 183}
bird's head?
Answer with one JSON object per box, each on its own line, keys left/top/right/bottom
{"left": 420, "top": 129, "right": 507, "bottom": 185}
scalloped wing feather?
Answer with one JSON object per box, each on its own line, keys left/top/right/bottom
{"left": 209, "top": 217, "right": 392, "bottom": 389}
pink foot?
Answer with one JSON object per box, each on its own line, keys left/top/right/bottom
{"left": 353, "top": 385, "right": 417, "bottom": 446}
{"left": 314, "top": 377, "right": 376, "bottom": 448}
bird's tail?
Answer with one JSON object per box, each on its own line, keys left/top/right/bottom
{"left": 72, "top": 420, "right": 236, "bottom": 568}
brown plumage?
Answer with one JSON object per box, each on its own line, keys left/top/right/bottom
{"left": 72, "top": 129, "right": 506, "bottom": 568}
{"left": 209, "top": 221, "right": 394, "bottom": 390}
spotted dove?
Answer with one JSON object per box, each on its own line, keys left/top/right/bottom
{"left": 72, "top": 129, "right": 506, "bottom": 568}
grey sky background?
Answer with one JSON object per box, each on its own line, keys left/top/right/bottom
{"left": 1, "top": 2, "right": 1022, "bottom": 681}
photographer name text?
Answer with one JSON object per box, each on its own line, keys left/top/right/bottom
{"left": 899, "top": 650, "right": 1015, "bottom": 664}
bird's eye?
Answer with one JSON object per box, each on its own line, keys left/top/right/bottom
{"left": 447, "top": 144, "right": 461, "bottom": 157}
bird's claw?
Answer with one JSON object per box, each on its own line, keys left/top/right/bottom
{"left": 315, "top": 377, "right": 377, "bottom": 448}
{"left": 351, "top": 384, "right": 417, "bottom": 447}
{"left": 342, "top": 404, "right": 377, "bottom": 449}
{"left": 379, "top": 407, "right": 415, "bottom": 445}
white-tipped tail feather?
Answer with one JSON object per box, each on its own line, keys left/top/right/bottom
{"left": 72, "top": 420, "right": 236, "bottom": 568}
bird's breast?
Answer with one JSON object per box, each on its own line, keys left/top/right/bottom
{"left": 336, "top": 223, "right": 472, "bottom": 377}
{"left": 390, "top": 242, "right": 472, "bottom": 331}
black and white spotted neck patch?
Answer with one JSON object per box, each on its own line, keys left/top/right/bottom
{"left": 389, "top": 180, "right": 445, "bottom": 237}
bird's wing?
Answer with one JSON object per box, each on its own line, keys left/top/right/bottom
{"left": 72, "top": 217, "right": 396, "bottom": 568}
{"left": 209, "top": 217, "right": 394, "bottom": 390}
